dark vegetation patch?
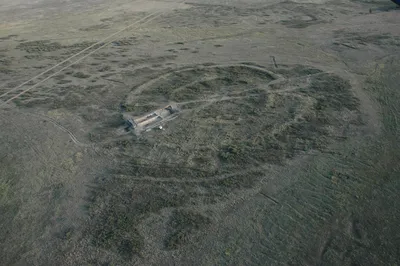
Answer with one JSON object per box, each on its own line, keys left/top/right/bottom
{"left": 53, "top": 74, "right": 65, "bottom": 80}
{"left": 164, "top": 210, "right": 211, "bottom": 250}
{"left": 111, "top": 155, "right": 212, "bottom": 179}
{"left": 0, "top": 34, "right": 18, "bottom": 41}
{"left": 89, "top": 206, "right": 144, "bottom": 260}
{"left": 85, "top": 178, "right": 191, "bottom": 259}
{"left": 110, "top": 37, "right": 137, "bottom": 46}
{"left": 17, "top": 40, "right": 63, "bottom": 53}
{"left": 98, "top": 65, "right": 112, "bottom": 72}
{"left": 333, "top": 31, "right": 400, "bottom": 47}
{"left": 57, "top": 79, "right": 72, "bottom": 84}
{"left": 0, "top": 67, "right": 13, "bottom": 74}
{"left": 72, "top": 72, "right": 91, "bottom": 79}
{"left": 207, "top": 171, "right": 263, "bottom": 191}
{"left": 119, "top": 55, "right": 177, "bottom": 68}
{"left": 0, "top": 58, "right": 12, "bottom": 66}
{"left": 16, "top": 40, "right": 96, "bottom": 53}
{"left": 24, "top": 54, "right": 43, "bottom": 59}
{"left": 80, "top": 23, "right": 110, "bottom": 31}
{"left": 300, "top": 73, "right": 359, "bottom": 111}
{"left": 350, "top": 0, "right": 391, "bottom": 5}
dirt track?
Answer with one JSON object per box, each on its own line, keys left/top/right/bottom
{"left": 0, "top": 0, "right": 399, "bottom": 265}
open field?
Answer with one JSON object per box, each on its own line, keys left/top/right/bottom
{"left": 0, "top": 0, "right": 399, "bottom": 265}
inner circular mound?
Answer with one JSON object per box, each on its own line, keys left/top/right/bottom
{"left": 118, "top": 63, "right": 362, "bottom": 177}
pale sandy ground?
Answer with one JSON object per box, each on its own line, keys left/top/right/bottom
{"left": 0, "top": 0, "right": 399, "bottom": 265}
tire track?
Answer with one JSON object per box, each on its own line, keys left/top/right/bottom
{"left": 0, "top": 13, "right": 163, "bottom": 107}
{"left": 0, "top": 1, "right": 187, "bottom": 107}
{"left": 17, "top": 110, "right": 90, "bottom": 147}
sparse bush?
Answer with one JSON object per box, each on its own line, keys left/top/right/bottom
{"left": 219, "top": 143, "right": 243, "bottom": 161}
